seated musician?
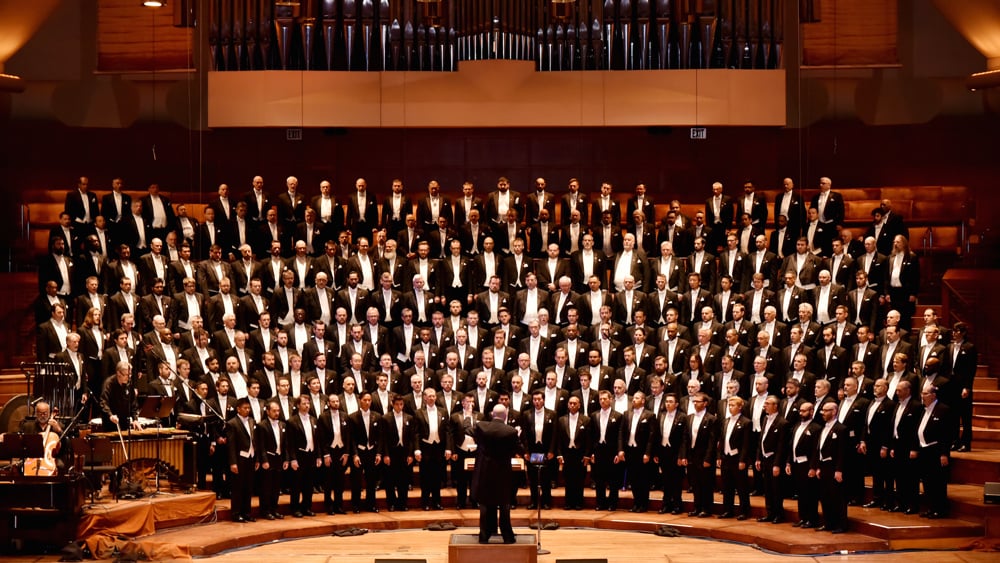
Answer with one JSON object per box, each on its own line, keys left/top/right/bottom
{"left": 99, "top": 361, "right": 143, "bottom": 432}
{"left": 17, "top": 401, "right": 66, "bottom": 474}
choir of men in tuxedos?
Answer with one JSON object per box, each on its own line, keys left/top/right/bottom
{"left": 33, "top": 173, "right": 962, "bottom": 530}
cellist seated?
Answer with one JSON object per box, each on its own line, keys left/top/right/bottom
{"left": 19, "top": 401, "right": 65, "bottom": 475}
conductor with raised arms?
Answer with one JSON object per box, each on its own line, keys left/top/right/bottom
{"left": 472, "top": 404, "right": 521, "bottom": 544}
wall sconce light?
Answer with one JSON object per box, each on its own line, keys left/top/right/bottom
{"left": 143, "top": 0, "right": 165, "bottom": 7}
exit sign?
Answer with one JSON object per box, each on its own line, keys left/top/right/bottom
{"left": 690, "top": 127, "right": 707, "bottom": 140}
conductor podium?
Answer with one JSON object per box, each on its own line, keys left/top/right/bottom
{"left": 449, "top": 534, "right": 538, "bottom": 563}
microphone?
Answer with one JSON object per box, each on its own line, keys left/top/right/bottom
{"left": 30, "top": 396, "right": 45, "bottom": 406}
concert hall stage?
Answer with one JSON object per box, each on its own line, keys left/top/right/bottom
{"left": 91, "top": 484, "right": 994, "bottom": 559}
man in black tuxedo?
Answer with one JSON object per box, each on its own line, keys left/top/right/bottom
{"left": 317, "top": 394, "right": 352, "bottom": 515}
{"left": 814, "top": 401, "right": 848, "bottom": 533}
{"left": 413, "top": 387, "right": 453, "bottom": 510}
{"left": 522, "top": 390, "right": 557, "bottom": 510}
{"left": 381, "top": 393, "right": 416, "bottom": 512}
{"left": 348, "top": 391, "right": 381, "bottom": 513}
{"left": 472, "top": 403, "right": 521, "bottom": 544}
{"left": 718, "top": 396, "right": 753, "bottom": 520}
{"left": 915, "top": 382, "right": 954, "bottom": 518}
{"left": 622, "top": 391, "right": 657, "bottom": 512}
{"left": 589, "top": 390, "right": 625, "bottom": 511}
{"left": 555, "top": 395, "right": 590, "bottom": 510}
{"left": 226, "top": 398, "right": 257, "bottom": 522}
{"left": 680, "top": 392, "right": 717, "bottom": 517}
{"left": 785, "top": 401, "right": 822, "bottom": 528}
{"left": 286, "top": 394, "right": 320, "bottom": 517}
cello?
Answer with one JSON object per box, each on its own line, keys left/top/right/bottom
{"left": 23, "top": 405, "right": 63, "bottom": 476}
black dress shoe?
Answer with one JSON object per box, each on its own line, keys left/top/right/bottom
{"left": 527, "top": 503, "right": 537, "bottom": 510}
{"left": 541, "top": 504, "right": 550, "bottom": 510}
{"left": 304, "top": 510, "right": 315, "bottom": 517}
{"left": 792, "top": 520, "right": 804, "bottom": 528}
{"left": 292, "top": 511, "right": 304, "bottom": 518}
{"left": 353, "top": 508, "right": 362, "bottom": 514}
{"left": 956, "top": 445, "right": 970, "bottom": 452}
{"left": 327, "top": 510, "right": 336, "bottom": 516}
{"left": 830, "top": 528, "right": 846, "bottom": 534}
{"left": 770, "top": 516, "right": 782, "bottom": 524}
{"left": 400, "top": 506, "right": 409, "bottom": 512}
{"left": 697, "top": 511, "right": 711, "bottom": 518}
{"left": 862, "top": 501, "right": 879, "bottom": 508}
{"left": 388, "top": 506, "right": 396, "bottom": 512}
{"left": 233, "top": 515, "right": 247, "bottom": 523}
{"left": 815, "top": 525, "right": 827, "bottom": 532}
{"left": 757, "top": 515, "right": 772, "bottom": 522}
{"left": 608, "top": 505, "right": 618, "bottom": 512}
{"left": 503, "top": 537, "right": 516, "bottom": 544}
{"left": 265, "top": 513, "right": 277, "bottom": 520}
{"left": 670, "top": 508, "right": 682, "bottom": 515}
{"left": 217, "top": 493, "right": 224, "bottom": 500}
{"left": 927, "top": 512, "right": 945, "bottom": 519}
{"left": 433, "top": 504, "right": 443, "bottom": 510}
{"left": 736, "top": 514, "right": 748, "bottom": 521}
{"left": 274, "top": 512, "right": 285, "bottom": 519}
{"left": 333, "top": 508, "right": 346, "bottom": 515}
{"left": 903, "top": 508, "right": 919, "bottom": 515}
{"left": 847, "top": 500, "right": 860, "bottom": 507}
{"left": 370, "top": 507, "right": 379, "bottom": 513}
{"left": 244, "top": 515, "right": 256, "bottom": 522}
{"left": 658, "top": 506, "right": 669, "bottom": 514}
{"left": 717, "top": 512, "right": 734, "bottom": 519}
{"left": 688, "top": 510, "right": 699, "bottom": 517}
{"left": 595, "top": 505, "right": 607, "bottom": 511}
{"left": 800, "top": 521, "right": 815, "bottom": 529}
{"left": 635, "top": 506, "right": 648, "bottom": 513}
{"left": 424, "top": 506, "right": 431, "bottom": 511}
{"left": 630, "top": 507, "right": 640, "bottom": 513}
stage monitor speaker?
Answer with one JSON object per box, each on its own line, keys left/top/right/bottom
{"left": 985, "top": 482, "right": 1000, "bottom": 504}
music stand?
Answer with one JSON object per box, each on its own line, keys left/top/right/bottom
{"left": 0, "top": 434, "right": 44, "bottom": 475}
{"left": 71, "top": 436, "right": 114, "bottom": 505}
{"left": 527, "top": 452, "right": 551, "bottom": 555}
{"left": 138, "top": 396, "right": 177, "bottom": 496}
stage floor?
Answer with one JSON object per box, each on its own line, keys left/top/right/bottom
{"left": 5, "top": 528, "right": 996, "bottom": 563}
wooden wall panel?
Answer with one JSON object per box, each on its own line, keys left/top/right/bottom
{"left": 97, "top": 0, "right": 193, "bottom": 72}
{"left": 209, "top": 64, "right": 787, "bottom": 127}
{"left": 802, "top": 0, "right": 898, "bottom": 67}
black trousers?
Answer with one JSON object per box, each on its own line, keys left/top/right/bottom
{"left": 230, "top": 456, "right": 255, "bottom": 517}
{"left": 658, "top": 451, "right": 684, "bottom": 510}
{"left": 259, "top": 452, "right": 283, "bottom": 514}
{"left": 351, "top": 448, "right": 379, "bottom": 510}
{"left": 291, "top": 449, "right": 316, "bottom": 511}
{"left": 688, "top": 460, "right": 714, "bottom": 514}
{"left": 891, "top": 450, "right": 920, "bottom": 511}
{"left": 790, "top": 460, "right": 818, "bottom": 524}
{"left": 720, "top": 454, "right": 750, "bottom": 515}
{"left": 419, "top": 441, "right": 445, "bottom": 506}
{"left": 384, "top": 445, "right": 413, "bottom": 509}
{"left": 562, "top": 448, "right": 587, "bottom": 508}
{"left": 624, "top": 447, "right": 651, "bottom": 509}
{"left": 818, "top": 461, "right": 847, "bottom": 530}
{"left": 760, "top": 455, "right": 783, "bottom": 518}
{"left": 867, "top": 448, "right": 891, "bottom": 505}
{"left": 592, "top": 447, "right": 621, "bottom": 509}
{"left": 479, "top": 503, "right": 514, "bottom": 543}
{"left": 454, "top": 450, "right": 475, "bottom": 507}
{"left": 918, "top": 447, "right": 950, "bottom": 514}
{"left": 323, "top": 446, "right": 349, "bottom": 510}
{"left": 212, "top": 444, "right": 230, "bottom": 496}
